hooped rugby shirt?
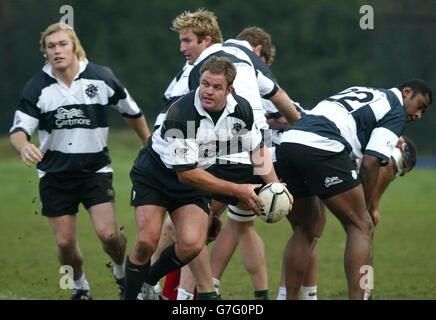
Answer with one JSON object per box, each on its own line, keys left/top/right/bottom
{"left": 10, "top": 59, "right": 143, "bottom": 177}
{"left": 281, "top": 86, "right": 406, "bottom": 164}
{"left": 150, "top": 88, "right": 262, "bottom": 171}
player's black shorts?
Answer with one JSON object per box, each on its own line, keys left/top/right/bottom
{"left": 207, "top": 163, "right": 264, "bottom": 205}
{"left": 39, "top": 171, "right": 115, "bottom": 217}
{"left": 130, "top": 147, "right": 211, "bottom": 214}
{"left": 276, "top": 143, "right": 360, "bottom": 199}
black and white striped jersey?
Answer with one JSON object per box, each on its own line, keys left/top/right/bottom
{"left": 149, "top": 88, "right": 262, "bottom": 171}
{"left": 160, "top": 43, "right": 267, "bottom": 132}
{"left": 9, "top": 59, "right": 143, "bottom": 177}
{"left": 153, "top": 63, "right": 193, "bottom": 132}
{"left": 263, "top": 99, "right": 306, "bottom": 146}
{"left": 281, "top": 87, "right": 406, "bottom": 164}
{"left": 188, "top": 44, "right": 267, "bottom": 130}
{"left": 223, "top": 39, "right": 279, "bottom": 99}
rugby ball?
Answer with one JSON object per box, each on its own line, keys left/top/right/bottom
{"left": 258, "top": 183, "right": 293, "bottom": 223}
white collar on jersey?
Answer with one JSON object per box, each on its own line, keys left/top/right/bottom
{"left": 42, "top": 58, "right": 89, "bottom": 80}
{"left": 224, "top": 39, "right": 253, "bottom": 51}
{"left": 194, "top": 87, "right": 238, "bottom": 120}
{"left": 388, "top": 88, "right": 404, "bottom": 106}
{"left": 194, "top": 43, "right": 223, "bottom": 66}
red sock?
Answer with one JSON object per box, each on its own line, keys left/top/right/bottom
{"left": 162, "top": 269, "right": 181, "bottom": 300}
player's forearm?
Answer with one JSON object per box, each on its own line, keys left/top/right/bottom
{"left": 177, "top": 168, "right": 238, "bottom": 197}
{"left": 269, "top": 88, "right": 301, "bottom": 126}
{"left": 126, "top": 116, "right": 151, "bottom": 144}
{"left": 250, "top": 147, "right": 279, "bottom": 184}
{"left": 10, "top": 131, "right": 43, "bottom": 166}
{"left": 10, "top": 131, "right": 30, "bottom": 154}
{"left": 360, "top": 155, "right": 381, "bottom": 210}
{"left": 370, "top": 162, "right": 394, "bottom": 211}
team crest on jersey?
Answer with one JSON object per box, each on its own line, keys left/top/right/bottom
{"left": 231, "top": 120, "right": 246, "bottom": 134}
{"left": 199, "top": 143, "right": 217, "bottom": 158}
{"left": 85, "top": 84, "right": 99, "bottom": 98}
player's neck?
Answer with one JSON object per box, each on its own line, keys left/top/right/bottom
{"left": 52, "top": 58, "right": 80, "bottom": 87}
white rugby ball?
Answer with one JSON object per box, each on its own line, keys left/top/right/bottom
{"left": 258, "top": 183, "right": 293, "bottom": 223}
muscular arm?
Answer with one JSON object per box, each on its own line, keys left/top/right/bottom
{"left": 10, "top": 131, "right": 43, "bottom": 166}
{"left": 369, "top": 161, "right": 395, "bottom": 225}
{"left": 126, "top": 115, "right": 151, "bottom": 144}
{"left": 359, "top": 154, "right": 381, "bottom": 210}
{"left": 177, "top": 168, "right": 263, "bottom": 214}
{"left": 268, "top": 88, "right": 301, "bottom": 126}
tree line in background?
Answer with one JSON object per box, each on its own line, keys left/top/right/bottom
{"left": 1, "top": 0, "right": 434, "bottom": 154}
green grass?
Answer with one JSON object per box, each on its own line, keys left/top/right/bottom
{"left": 1, "top": 130, "right": 436, "bottom": 299}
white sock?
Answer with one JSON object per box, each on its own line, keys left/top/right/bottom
{"left": 177, "top": 288, "right": 194, "bottom": 300}
{"left": 364, "top": 290, "right": 372, "bottom": 300}
{"left": 276, "top": 286, "right": 287, "bottom": 300}
{"left": 302, "top": 286, "right": 317, "bottom": 300}
{"left": 74, "top": 273, "right": 90, "bottom": 291}
{"left": 212, "top": 277, "right": 221, "bottom": 295}
{"left": 112, "top": 260, "right": 125, "bottom": 279}
{"left": 153, "top": 282, "right": 162, "bottom": 294}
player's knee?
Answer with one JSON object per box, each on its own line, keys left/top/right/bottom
{"left": 295, "top": 219, "right": 320, "bottom": 240}
{"left": 307, "top": 223, "right": 324, "bottom": 239}
{"left": 56, "top": 237, "right": 76, "bottom": 252}
{"left": 177, "top": 239, "right": 203, "bottom": 260}
{"left": 136, "top": 233, "right": 159, "bottom": 253}
{"left": 96, "top": 229, "right": 118, "bottom": 244}
{"left": 363, "top": 215, "right": 374, "bottom": 236}
{"left": 101, "top": 235, "right": 121, "bottom": 249}
{"left": 352, "top": 212, "right": 374, "bottom": 237}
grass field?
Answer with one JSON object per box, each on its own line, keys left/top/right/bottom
{"left": 1, "top": 130, "right": 436, "bottom": 300}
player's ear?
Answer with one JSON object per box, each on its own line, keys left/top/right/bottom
{"left": 253, "top": 45, "right": 262, "bottom": 57}
{"left": 226, "top": 84, "right": 234, "bottom": 95}
{"left": 203, "top": 35, "right": 212, "bottom": 47}
{"left": 402, "top": 87, "right": 413, "bottom": 98}
{"left": 396, "top": 136, "right": 406, "bottom": 150}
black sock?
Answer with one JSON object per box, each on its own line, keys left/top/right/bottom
{"left": 254, "top": 290, "right": 269, "bottom": 300}
{"left": 197, "top": 292, "right": 220, "bottom": 300}
{"left": 124, "top": 256, "right": 150, "bottom": 300}
{"left": 146, "top": 244, "right": 186, "bottom": 286}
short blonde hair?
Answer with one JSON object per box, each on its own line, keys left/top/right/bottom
{"left": 237, "top": 27, "right": 276, "bottom": 66}
{"left": 40, "top": 23, "right": 86, "bottom": 61}
{"left": 171, "top": 8, "right": 223, "bottom": 44}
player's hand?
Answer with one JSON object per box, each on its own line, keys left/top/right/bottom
{"left": 396, "top": 136, "right": 406, "bottom": 150}
{"left": 369, "top": 208, "right": 381, "bottom": 226}
{"left": 20, "top": 144, "right": 44, "bottom": 167}
{"left": 235, "top": 184, "right": 264, "bottom": 215}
